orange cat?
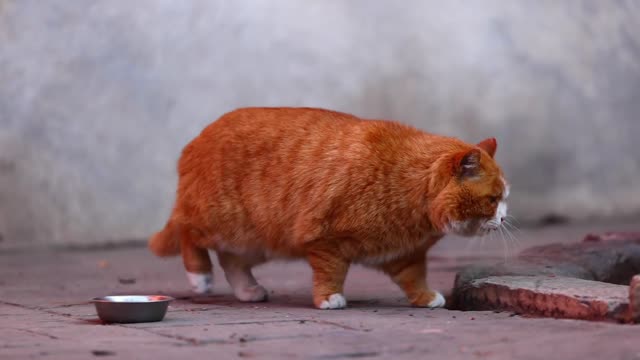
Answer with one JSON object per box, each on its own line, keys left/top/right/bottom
{"left": 149, "top": 107, "right": 509, "bottom": 309}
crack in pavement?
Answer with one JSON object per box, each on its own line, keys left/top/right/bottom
{"left": 117, "top": 325, "right": 225, "bottom": 346}
{"left": 308, "top": 319, "right": 372, "bottom": 331}
{"left": 0, "top": 300, "right": 75, "bottom": 318}
{"left": 315, "top": 351, "right": 381, "bottom": 359}
{"left": 214, "top": 319, "right": 310, "bottom": 325}
{"left": 215, "top": 318, "right": 371, "bottom": 331}
{"left": 211, "top": 313, "right": 374, "bottom": 331}
{"left": 124, "top": 326, "right": 318, "bottom": 347}
{"left": 11, "top": 328, "right": 60, "bottom": 340}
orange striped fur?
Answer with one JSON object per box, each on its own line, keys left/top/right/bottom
{"left": 149, "top": 107, "right": 508, "bottom": 309}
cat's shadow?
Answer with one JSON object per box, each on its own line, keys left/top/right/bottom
{"left": 76, "top": 292, "right": 454, "bottom": 326}
{"left": 167, "top": 291, "right": 454, "bottom": 310}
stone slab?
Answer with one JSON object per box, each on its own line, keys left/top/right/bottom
{"left": 453, "top": 233, "right": 640, "bottom": 322}
{"left": 456, "top": 275, "right": 630, "bottom": 322}
{"left": 630, "top": 275, "right": 640, "bottom": 322}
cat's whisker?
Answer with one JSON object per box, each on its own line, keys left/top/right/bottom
{"left": 497, "top": 226, "right": 509, "bottom": 262}
{"left": 504, "top": 215, "right": 520, "bottom": 226}
{"left": 502, "top": 219, "right": 524, "bottom": 255}
{"left": 503, "top": 226, "right": 513, "bottom": 260}
{"left": 501, "top": 224, "right": 519, "bottom": 256}
{"left": 502, "top": 222, "right": 521, "bottom": 249}
{"left": 507, "top": 228, "right": 515, "bottom": 258}
{"left": 505, "top": 215, "right": 521, "bottom": 224}
{"left": 503, "top": 218, "right": 522, "bottom": 234}
{"left": 505, "top": 227, "right": 515, "bottom": 260}
{"left": 502, "top": 218, "right": 515, "bottom": 231}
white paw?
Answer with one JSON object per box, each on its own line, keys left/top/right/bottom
{"left": 427, "top": 291, "right": 446, "bottom": 308}
{"left": 235, "top": 285, "right": 268, "bottom": 302}
{"left": 319, "top": 293, "right": 347, "bottom": 310}
{"left": 186, "top": 272, "right": 213, "bottom": 294}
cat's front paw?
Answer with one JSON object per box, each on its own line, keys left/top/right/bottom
{"left": 316, "top": 293, "right": 347, "bottom": 310}
{"left": 427, "top": 291, "right": 446, "bottom": 308}
{"left": 411, "top": 290, "right": 446, "bottom": 308}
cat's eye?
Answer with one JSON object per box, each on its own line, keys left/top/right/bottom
{"left": 488, "top": 196, "right": 500, "bottom": 204}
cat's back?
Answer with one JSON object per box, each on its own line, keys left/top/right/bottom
{"left": 203, "top": 106, "right": 360, "bottom": 140}
{"left": 179, "top": 107, "right": 361, "bottom": 169}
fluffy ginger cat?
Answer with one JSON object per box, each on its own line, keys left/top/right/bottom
{"left": 149, "top": 107, "right": 510, "bottom": 309}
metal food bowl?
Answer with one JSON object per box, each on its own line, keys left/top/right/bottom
{"left": 91, "top": 295, "right": 174, "bottom": 323}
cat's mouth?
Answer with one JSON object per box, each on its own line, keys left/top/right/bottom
{"left": 478, "top": 226, "right": 498, "bottom": 236}
{"left": 447, "top": 219, "right": 501, "bottom": 237}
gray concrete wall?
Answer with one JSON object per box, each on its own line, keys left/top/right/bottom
{"left": 1, "top": 0, "right": 639, "bottom": 249}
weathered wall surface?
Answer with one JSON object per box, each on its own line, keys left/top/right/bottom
{"left": 1, "top": 1, "right": 639, "bottom": 249}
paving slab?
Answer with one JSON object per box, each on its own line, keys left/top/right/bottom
{"left": 455, "top": 275, "right": 630, "bottom": 321}
{"left": 2, "top": 221, "right": 640, "bottom": 359}
{"left": 632, "top": 275, "right": 640, "bottom": 322}
{"left": 452, "top": 233, "right": 640, "bottom": 322}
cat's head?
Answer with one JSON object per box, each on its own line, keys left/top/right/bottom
{"left": 431, "top": 138, "right": 510, "bottom": 237}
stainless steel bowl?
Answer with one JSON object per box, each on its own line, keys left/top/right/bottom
{"left": 91, "top": 295, "right": 174, "bottom": 323}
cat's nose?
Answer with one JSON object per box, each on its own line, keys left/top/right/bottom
{"left": 500, "top": 217, "right": 505, "bottom": 223}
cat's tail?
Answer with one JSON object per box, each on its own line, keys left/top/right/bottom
{"left": 148, "top": 219, "right": 181, "bottom": 257}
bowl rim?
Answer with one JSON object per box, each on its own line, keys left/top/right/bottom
{"left": 91, "top": 295, "right": 175, "bottom": 304}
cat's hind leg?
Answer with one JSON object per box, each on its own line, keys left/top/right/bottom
{"left": 306, "top": 248, "right": 350, "bottom": 310}
{"left": 217, "top": 252, "right": 268, "bottom": 302}
{"left": 181, "top": 233, "right": 213, "bottom": 294}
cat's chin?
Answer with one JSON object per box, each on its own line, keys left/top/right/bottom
{"left": 452, "top": 230, "right": 481, "bottom": 237}
{"left": 476, "top": 228, "right": 493, "bottom": 237}
{"left": 445, "top": 221, "right": 481, "bottom": 237}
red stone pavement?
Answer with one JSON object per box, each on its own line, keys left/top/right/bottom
{"left": 1, "top": 220, "right": 639, "bottom": 359}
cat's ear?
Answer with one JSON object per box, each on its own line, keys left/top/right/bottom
{"left": 477, "top": 137, "right": 497, "bottom": 158}
{"left": 456, "top": 149, "right": 482, "bottom": 178}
